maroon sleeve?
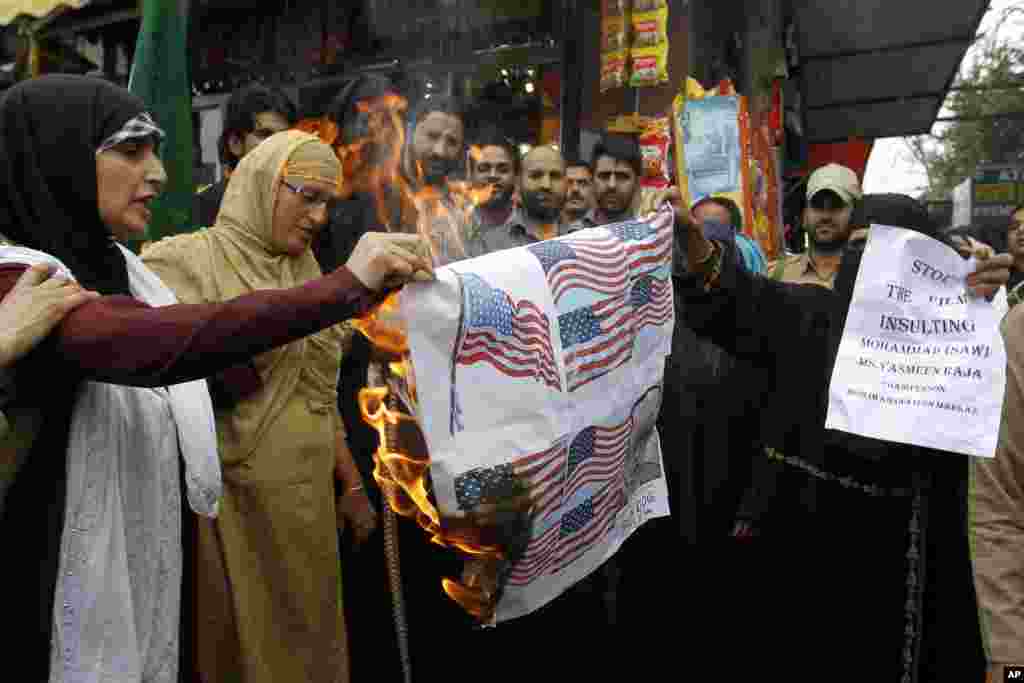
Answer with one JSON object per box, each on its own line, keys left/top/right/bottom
{"left": 0, "top": 263, "right": 383, "bottom": 387}
{"left": 208, "top": 364, "right": 264, "bottom": 407}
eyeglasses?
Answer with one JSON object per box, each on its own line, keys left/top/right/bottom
{"left": 249, "top": 128, "right": 281, "bottom": 141}
{"left": 281, "top": 180, "right": 331, "bottom": 209}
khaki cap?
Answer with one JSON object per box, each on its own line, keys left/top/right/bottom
{"left": 807, "top": 163, "right": 862, "bottom": 205}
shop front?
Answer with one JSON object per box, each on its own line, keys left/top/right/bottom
{"left": 0, "top": 0, "right": 991, "bottom": 252}
{"left": 185, "top": 1, "right": 572, "bottom": 185}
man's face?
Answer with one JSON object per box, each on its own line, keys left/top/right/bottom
{"left": 411, "top": 111, "right": 464, "bottom": 186}
{"left": 593, "top": 155, "right": 638, "bottom": 217}
{"left": 692, "top": 202, "right": 732, "bottom": 228}
{"left": 520, "top": 147, "right": 566, "bottom": 222}
{"left": 803, "top": 190, "right": 854, "bottom": 250}
{"left": 1008, "top": 208, "right": 1024, "bottom": 260}
{"left": 564, "top": 165, "right": 595, "bottom": 216}
{"left": 471, "top": 145, "right": 516, "bottom": 209}
{"left": 348, "top": 97, "right": 404, "bottom": 167}
{"left": 229, "top": 110, "right": 290, "bottom": 161}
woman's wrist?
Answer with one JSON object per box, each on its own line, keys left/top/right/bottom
{"left": 0, "top": 333, "right": 16, "bottom": 369}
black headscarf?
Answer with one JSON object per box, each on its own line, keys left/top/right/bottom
{"left": 834, "top": 193, "right": 943, "bottom": 311}
{"left": 0, "top": 75, "right": 150, "bottom": 295}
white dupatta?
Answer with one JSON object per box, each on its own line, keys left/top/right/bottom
{"left": 0, "top": 244, "right": 221, "bottom": 683}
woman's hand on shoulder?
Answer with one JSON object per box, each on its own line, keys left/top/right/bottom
{"left": 0, "top": 263, "right": 100, "bottom": 367}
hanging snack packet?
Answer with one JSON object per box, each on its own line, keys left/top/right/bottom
{"left": 600, "top": 0, "right": 629, "bottom": 92}
{"left": 630, "top": 45, "right": 669, "bottom": 87}
{"left": 629, "top": 4, "right": 669, "bottom": 87}
{"left": 601, "top": 51, "right": 629, "bottom": 92}
{"left": 630, "top": 5, "right": 668, "bottom": 49}
{"left": 639, "top": 117, "right": 672, "bottom": 190}
{"left": 602, "top": 14, "right": 627, "bottom": 52}
{"left": 632, "top": 0, "right": 666, "bottom": 11}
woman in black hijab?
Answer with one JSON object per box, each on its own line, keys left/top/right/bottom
{"left": 0, "top": 74, "right": 432, "bottom": 681}
{"left": 0, "top": 74, "right": 150, "bottom": 295}
{"left": 661, "top": 191, "right": 1009, "bottom": 680}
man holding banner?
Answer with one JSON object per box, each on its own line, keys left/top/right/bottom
{"left": 663, "top": 189, "right": 1010, "bottom": 681}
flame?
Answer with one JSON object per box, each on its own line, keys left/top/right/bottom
{"left": 358, "top": 371, "right": 516, "bottom": 623}
{"left": 333, "top": 94, "right": 500, "bottom": 266}
{"left": 355, "top": 296, "right": 535, "bottom": 623}
{"left": 349, "top": 291, "right": 407, "bottom": 357}
{"left": 329, "top": 93, "right": 410, "bottom": 232}
{"left": 448, "top": 180, "right": 496, "bottom": 212}
{"left": 343, "top": 93, "right": 531, "bottom": 622}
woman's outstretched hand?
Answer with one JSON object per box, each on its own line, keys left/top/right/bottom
{"left": 346, "top": 232, "right": 435, "bottom": 291}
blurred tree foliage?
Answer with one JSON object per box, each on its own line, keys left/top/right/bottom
{"left": 906, "top": 5, "right": 1024, "bottom": 200}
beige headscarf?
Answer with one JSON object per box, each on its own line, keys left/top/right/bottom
{"left": 212, "top": 129, "right": 340, "bottom": 293}
{"left": 142, "top": 130, "right": 344, "bottom": 464}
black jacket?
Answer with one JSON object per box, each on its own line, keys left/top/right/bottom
{"left": 193, "top": 177, "right": 228, "bottom": 229}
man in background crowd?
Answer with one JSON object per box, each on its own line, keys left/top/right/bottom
{"left": 691, "top": 195, "right": 767, "bottom": 274}
{"left": 468, "top": 127, "right": 519, "bottom": 235}
{"left": 769, "top": 162, "right": 861, "bottom": 286}
{"left": 402, "top": 95, "right": 471, "bottom": 265}
{"left": 194, "top": 83, "right": 295, "bottom": 227}
{"left": 571, "top": 134, "right": 642, "bottom": 230}
{"left": 470, "top": 144, "right": 567, "bottom": 255}
{"left": 1005, "top": 204, "right": 1024, "bottom": 305}
{"left": 562, "top": 160, "right": 595, "bottom": 226}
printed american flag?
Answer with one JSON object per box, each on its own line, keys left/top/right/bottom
{"left": 551, "top": 483, "right": 625, "bottom": 573}
{"left": 559, "top": 295, "right": 636, "bottom": 392}
{"left": 630, "top": 274, "right": 672, "bottom": 330}
{"left": 605, "top": 213, "right": 674, "bottom": 277}
{"left": 507, "top": 420, "right": 631, "bottom": 586}
{"left": 564, "top": 421, "right": 631, "bottom": 502}
{"left": 453, "top": 273, "right": 561, "bottom": 391}
{"left": 528, "top": 234, "right": 629, "bottom": 305}
{"left": 454, "top": 441, "right": 567, "bottom": 523}
{"left": 508, "top": 480, "right": 625, "bottom": 586}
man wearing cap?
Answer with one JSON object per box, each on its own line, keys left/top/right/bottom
{"left": 769, "top": 162, "right": 862, "bottom": 288}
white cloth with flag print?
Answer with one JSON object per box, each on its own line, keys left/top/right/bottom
{"left": 403, "top": 206, "right": 675, "bottom": 622}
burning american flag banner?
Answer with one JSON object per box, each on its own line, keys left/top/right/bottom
{"left": 396, "top": 206, "right": 674, "bottom": 622}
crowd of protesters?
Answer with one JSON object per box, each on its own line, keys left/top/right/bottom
{"left": 0, "top": 70, "right": 1022, "bottom": 683}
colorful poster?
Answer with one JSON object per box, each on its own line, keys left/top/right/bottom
{"left": 673, "top": 92, "right": 755, "bottom": 241}
{"left": 679, "top": 96, "right": 742, "bottom": 200}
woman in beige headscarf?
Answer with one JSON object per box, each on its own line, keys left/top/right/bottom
{"left": 143, "top": 130, "right": 376, "bottom": 683}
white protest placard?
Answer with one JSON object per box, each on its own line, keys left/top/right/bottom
{"left": 825, "top": 224, "right": 1008, "bottom": 458}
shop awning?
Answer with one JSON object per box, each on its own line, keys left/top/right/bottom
{"left": 793, "top": 0, "right": 990, "bottom": 143}
{"left": 0, "top": 0, "right": 88, "bottom": 25}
